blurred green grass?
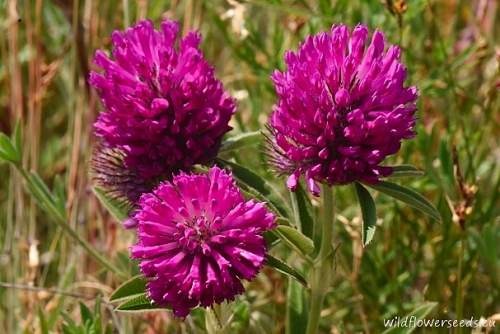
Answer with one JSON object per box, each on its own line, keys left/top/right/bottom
{"left": 0, "top": 0, "right": 498, "bottom": 333}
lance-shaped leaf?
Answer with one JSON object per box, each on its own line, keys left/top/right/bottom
{"left": 355, "top": 183, "right": 377, "bottom": 246}
{"left": 115, "top": 293, "right": 168, "bottom": 312}
{"left": 93, "top": 186, "right": 131, "bottom": 222}
{"left": 275, "top": 224, "right": 315, "bottom": 255}
{"left": 286, "top": 278, "right": 308, "bottom": 334}
{"left": 291, "top": 184, "right": 314, "bottom": 238}
{"left": 0, "top": 133, "right": 20, "bottom": 163}
{"left": 367, "top": 181, "right": 441, "bottom": 221}
{"left": 265, "top": 254, "right": 307, "bottom": 287}
{"left": 385, "top": 165, "right": 424, "bottom": 178}
{"left": 25, "top": 172, "right": 66, "bottom": 222}
{"left": 110, "top": 275, "right": 147, "bottom": 302}
{"left": 219, "top": 131, "right": 261, "bottom": 153}
{"left": 13, "top": 120, "right": 23, "bottom": 158}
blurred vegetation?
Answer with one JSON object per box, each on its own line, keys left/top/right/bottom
{"left": 0, "top": 0, "right": 498, "bottom": 333}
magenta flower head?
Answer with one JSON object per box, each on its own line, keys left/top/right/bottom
{"left": 131, "top": 166, "right": 276, "bottom": 317}
{"left": 267, "top": 24, "right": 417, "bottom": 196}
{"left": 89, "top": 20, "right": 235, "bottom": 200}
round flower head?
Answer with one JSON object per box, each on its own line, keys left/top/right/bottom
{"left": 90, "top": 20, "right": 235, "bottom": 197}
{"left": 268, "top": 24, "right": 417, "bottom": 196}
{"left": 131, "top": 166, "right": 276, "bottom": 317}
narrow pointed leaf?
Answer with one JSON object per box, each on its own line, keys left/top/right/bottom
{"left": 367, "top": 181, "right": 441, "bottom": 221}
{"left": 286, "top": 278, "right": 308, "bottom": 334}
{"left": 13, "top": 119, "right": 23, "bottom": 156}
{"left": 219, "top": 131, "right": 261, "bottom": 153}
{"left": 275, "top": 225, "right": 314, "bottom": 255}
{"left": 385, "top": 165, "right": 424, "bottom": 178}
{"left": 110, "top": 275, "right": 147, "bottom": 302}
{"left": 292, "top": 184, "right": 314, "bottom": 238}
{"left": 355, "top": 183, "right": 377, "bottom": 246}
{"left": 0, "top": 133, "right": 19, "bottom": 163}
{"left": 93, "top": 186, "right": 130, "bottom": 222}
{"left": 79, "top": 302, "right": 93, "bottom": 323}
{"left": 265, "top": 254, "right": 307, "bottom": 287}
{"left": 115, "top": 293, "right": 167, "bottom": 312}
{"left": 25, "top": 172, "right": 66, "bottom": 221}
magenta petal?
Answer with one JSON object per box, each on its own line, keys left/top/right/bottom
{"left": 267, "top": 24, "right": 417, "bottom": 194}
{"left": 90, "top": 19, "right": 236, "bottom": 202}
{"left": 131, "top": 167, "right": 276, "bottom": 317}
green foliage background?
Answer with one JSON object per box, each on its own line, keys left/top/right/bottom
{"left": 0, "top": 0, "right": 498, "bottom": 332}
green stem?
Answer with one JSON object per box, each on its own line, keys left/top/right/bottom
{"left": 17, "top": 167, "right": 125, "bottom": 278}
{"left": 306, "top": 185, "right": 334, "bottom": 334}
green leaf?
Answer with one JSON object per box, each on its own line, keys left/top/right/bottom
{"left": 115, "top": 293, "right": 167, "bottom": 312}
{"left": 13, "top": 119, "right": 23, "bottom": 157}
{"left": 355, "top": 183, "right": 377, "bottom": 246}
{"left": 48, "top": 267, "right": 76, "bottom": 329}
{"left": 53, "top": 174, "right": 67, "bottom": 215}
{"left": 93, "top": 296, "right": 103, "bottom": 334}
{"left": 285, "top": 278, "right": 308, "bottom": 334}
{"left": 292, "top": 184, "right": 314, "bottom": 239}
{"left": 219, "top": 131, "right": 261, "bottom": 153}
{"left": 25, "top": 172, "right": 65, "bottom": 221}
{"left": 264, "top": 230, "right": 280, "bottom": 248}
{"left": 275, "top": 225, "right": 315, "bottom": 255}
{"left": 386, "top": 165, "right": 424, "bottom": 178}
{"left": 230, "top": 301, "right": 251, "bottom": 332}
{"left": 79, "top": 302, "right": 93, "bottom": 324}
{"left": 382, "top": 302, "right": 438, "bottom": 334}
{"left": 61, "top": 312, "right": 78, "bottom": 334}
{"left": 366, "top": 181, "right": 441, "bottom": 221}
{"left": 0, "top": 133, "right": 19, "bottom": 163}
{"left": 28, "top": 173, "right": 58, "bottom": 206}
{"left": 110, "top": 275, "right": 147, "bottom": 302}
{"left": 217, "top": 158, "right": 289, "bottom": 217}
{"left": 265, "top": 254, "right": 307, "bottom": 287}
{"left": 93, "top": 186, "right": 130, "bottom": 222}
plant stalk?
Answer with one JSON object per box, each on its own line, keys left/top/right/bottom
{"left": 306, "top": 185, "right": 334, "bottom": 334}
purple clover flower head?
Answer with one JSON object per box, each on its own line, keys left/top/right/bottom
{"left": 131, "top": 166, "right": 276, "bottom": 317}
{"left": 90, "top": 19, "right": 235, "bottom": 183}
{"left": 267, "top": 24, "right": 418, "bottom": 196}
